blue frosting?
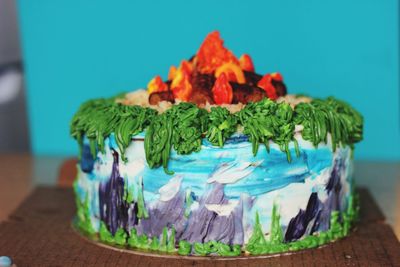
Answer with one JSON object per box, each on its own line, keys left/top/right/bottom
{"left": 80, "top": 144, "right": 95, "bottom": 173}
{"left": 138, "top": 137, "right": 333, "bottom": 199}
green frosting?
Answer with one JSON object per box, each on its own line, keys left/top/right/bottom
{"left": 70, "top": 99, "right": 157, "bottom": 161}
{"left": 114, "top": 228, "right": 128, "bottom": 245}
{"left": 70, "top": 96, "right": 363, "bottom": 174}
{"left": 128, "top": 228, "right": 139, "bottom": 248}
{"left": 159, "top": 227, "right": 168, "bottom": 252}
{"left": 206, "top": 106, "right": 238, "bottom": 147}
{"left": 150, "top": 236, "right": 160, "bottom": 251}
{"left": 192, "top": 241, "right": 241, "bottom": 256}
{"left": 127, "top": 228, "right": 152, "bottom": 250}
{"left": 237, "top": 100, "right": 299, "bottom": 161}
{"left": 245, "top": 211, "right": 267, "bottom": 254}
{"left": 167, "top": 228, "right": 176, "bottom": 253}
{"left": 269, "top": 203, "right": 284, "bottom": 244}
{"left": 294, "top": 97, "right": 363, "bottom": 151}
{"left": 123, "top": 181, "right": 135, "bottom": 203}
{"left": 136, "top": 235, "right": 150, "bottom": 250}
{"left": 74, "top": 180, "right": 95, "bottom": 236}
{"left": 193, "top": 242, "right": 209, "bottom": 256}
{"left": 178, "top": 240, "right": 191, "bottom": 255}
{"left": 144, "top": 103, "right": 206, "bottom": 174}
{"left": 184, "top": 188, "right": 193, "bottom": 218}
{"left": 98, "top": 222, "right": 127, "bottom": 245}
{"left": 127, "top": 226, "right": 177, "bottom": 253}
{"left": 99, "top": 222, "right": 115, "bottom": 244}
{"left": 136, "top": 177, "right": 148, "bottom": 219}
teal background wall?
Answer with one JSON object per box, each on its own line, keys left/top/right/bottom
{"left": 17, "top": 0, "right": 400, "bottom": 160}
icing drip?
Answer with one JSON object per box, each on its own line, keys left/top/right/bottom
{"left": 80, "top": 144, "right": 95, "bottom": 173}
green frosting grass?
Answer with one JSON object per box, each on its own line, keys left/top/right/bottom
{"left": 294, "top": 97, "right": 363, "bottom": 151}
{"left": 206, "top": 106, "right": 238, "bottom": 147}
{"left": 70, "top": 99, "right": 157, "bottom": 161}
{"left": 237, "top": 100, "right": 298, "bottom": 161}
{"left": 144, "top": 102, "right": 208, "bottom": 174}
{"left": 127, "top": 227, "right": 177, "bottom": 253}
{"left": 70, "top": 96, "right": 363, "bottom": 173}
{"left": 73, "top": 180, "right": 95, "bottom": 236}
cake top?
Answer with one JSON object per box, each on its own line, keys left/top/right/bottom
{"left": 70, "top": 31, "right": 364, "bottom": 174}
{"left": 120, "top": 31, "right": 290, "bottom": 109}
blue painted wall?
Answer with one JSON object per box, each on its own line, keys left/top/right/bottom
{"left": 17, "top": 0, "right": 400, "bottom": 160}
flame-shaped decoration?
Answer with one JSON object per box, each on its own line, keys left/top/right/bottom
{"left": 147, "top": 75, "right": 168, "bottom": 94}
{"left": 212, "top": 72, "right": 233, "bottom": 104}
{"left": 215, "top": 62, "right": 245, "bottom": 84}
{"left": 257, "top": 72, "right": 284, "bottom": 100}
{"left": 171, "top": 70, "right": 192, "bottom": 101}
{"left": 196, "top": 31, "right": 239, "bottom": 74}
{"left": 239, "top": 54, "right": 255, "bottom": 72}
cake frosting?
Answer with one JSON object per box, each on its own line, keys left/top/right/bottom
{"left": 71, "top": 31, "right": 363, "bottom": 256}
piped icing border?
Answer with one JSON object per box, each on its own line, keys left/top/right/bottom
{"left": 71, "top": 96, "right": 363, "bottom": 174}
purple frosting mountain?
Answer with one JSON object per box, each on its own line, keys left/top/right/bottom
{"left": 284, "top": 156, "right": 346, "bottom": 242}
{"left": 99, "top": 149, "right": 137, "bottom": 235}
{"left": 136, "top": 186, "right": 187, "bottom": 239}
{"left": 180, "top": 183, "right": 245, "bottom": 245}
{"left": 137, "top": 182, "right": 247, "bottom": 245}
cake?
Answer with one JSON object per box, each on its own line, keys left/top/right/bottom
{"left": 71, "top": 31, "right": 363, "bottom": 256}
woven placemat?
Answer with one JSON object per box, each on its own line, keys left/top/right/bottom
{"left": 0, "top": 187, "right": 399, "bottom": 266}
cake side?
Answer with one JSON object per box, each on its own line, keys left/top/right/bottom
{"left": 74, "top": 134, "right": 359, "bottom": 256}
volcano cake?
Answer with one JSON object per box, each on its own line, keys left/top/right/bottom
{"left": 71, "top": 31, "right": 363, "bottom": 256}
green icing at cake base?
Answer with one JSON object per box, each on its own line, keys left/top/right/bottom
{"left": 73, "top": 179, "right": 95, "bottom": 236}
{"left": 75, "top": 189, "right": 359, "bottom": 256}
{"left": 98, "top": 222, "right": 128, "bottom": 246}
{"left": 178, "top": 240, "right": 191, "bottom": 255}
{"left": 192, "top": 241, "right": 241, "bottom": 256}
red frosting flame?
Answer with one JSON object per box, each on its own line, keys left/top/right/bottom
{"left": 212, "top": 72, "right": 233, "bottom": 104}
{"left": 147, "top": 75, "right": 168, "bottom": 94}
{"left": 196, "top": 31, "right": 239, "bottom": 74}
{"left": 171, "top": 70, "right": 192, "bottom": 101}
{"left": 239, "top": 54, "right": 255, "bottom": 72}
{"left": 257, "top": 73, "right": 282, "bottom": 100}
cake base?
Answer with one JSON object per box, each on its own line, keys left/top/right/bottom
{"left": 72, "top": 220, "right": 331, "bottom": 260}
{"left": 1, "top": 187, "right": 399, "bottom": 266}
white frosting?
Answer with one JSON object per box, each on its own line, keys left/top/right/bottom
{"left": 205, "top": 200, "right": 239, "bottom": 216}
{"left": 207, "top": 160, "right": 263, "bottom": 184}
{"left": 158, "top": 175, "right": 183, "bottom": 202}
